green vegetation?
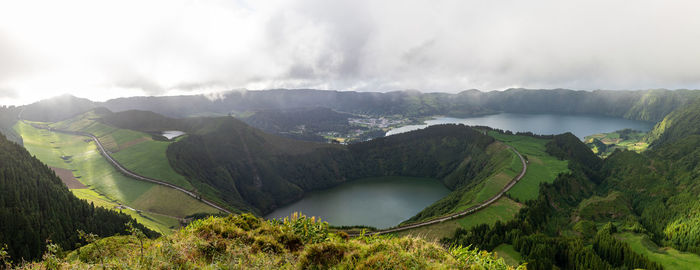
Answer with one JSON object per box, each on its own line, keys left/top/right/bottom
{"left": 50, "top": 111, "right": 193, "bottom": 189}
{"left": 0, "top": 132, "right": 156, "bottom": 262}
{"left": 616, "top": 232, "right": 700, "bottom": 270}
{"left": 70, "top": 189, "right": 180, "bottom": 234}
{"left": 585, "top": 128, "right": 649, "bottom": 157}
{"left": 397, "top": 130, "right": 566, "bottom": 241}
{"left": 645, "top": 97, "right": 700, "bottom": 147}
{"left": 396, "top": 197, "right": 523, "bottom": 242}
{"left": 21, "top": 214, "right": 523, "bottom": 269}
{"left": 169, "top": 120, "right": 498, "bottom": 214}
{"left": 0, "top": 106, "right": 21, "bottom": 144}
{"left": 14, "top": 121, "right": 219, "bottom": 233}
{"left": 443, "top": 100, "right": 700, "bottom": 269}
{"left": 493, "top": 244, "right": 523, "bottom": 267}
{"left": 487, "top": 131, "right": 569, "bottom": 201}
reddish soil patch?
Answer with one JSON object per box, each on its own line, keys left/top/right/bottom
{"left": 50, "top": 167, "right": 86, "bottom": 189}
{"left": 118, "top": 137, "right": 149, "bottom": 151}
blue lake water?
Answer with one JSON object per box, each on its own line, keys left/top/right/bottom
{"left": 386, "top": 113, "right": 655, "bottom": 139}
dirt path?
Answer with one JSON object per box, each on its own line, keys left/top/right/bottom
{"left": 50, "top": 166, "right": 87, "bottom": 189}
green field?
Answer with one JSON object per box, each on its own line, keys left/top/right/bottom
{"left": 50, "top": 111, "right": 193, "bottom": 189}
{"left": 616, "top": 232, "right": 700, "bottom": 270}
{"left": 448, "top": 142, "right": 521, "bottom": 212}
{"left": 493, "top": 244, "right": 524, "bottom": 267}
{"left": 487, "top": 131, "right": 570, "bottom": 201}
{"left": 71, "top": 189, "right": 180, "bottom": 234}
{"left": 14, "top": 121, "right": 219, "bottom": 233}
{"left": 585, "top": 129, "right": 649, "bottom": 157}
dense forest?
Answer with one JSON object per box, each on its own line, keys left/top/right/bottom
{"left": 446, "top": 99, "right": 700, "bottom": 269}
{"left": 0, "top": 134, "right": 156, "bottom": 262}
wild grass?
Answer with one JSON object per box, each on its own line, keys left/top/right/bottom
{"left": 20, "top": 214, "right": 524, "bottom": 269}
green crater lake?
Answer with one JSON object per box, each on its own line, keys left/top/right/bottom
{"left": 266, "top": 113, "right": 655, "bottom": 228}
{"left": 265, "top": 177, "right": 449, "bottom": 228}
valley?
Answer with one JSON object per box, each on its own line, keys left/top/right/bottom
{"left": 0, "top": 89, "right": 699, "bottom": 269}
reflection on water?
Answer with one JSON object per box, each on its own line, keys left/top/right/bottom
{"left": 162, "top": 130, "right": 185, "bottom": 140}
{"left": 265, "top": 177, "right": 449, "bottom": 228}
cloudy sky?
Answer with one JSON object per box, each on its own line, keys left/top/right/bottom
{"left": 1, "top": 0, "right": 700, "bottom": 105}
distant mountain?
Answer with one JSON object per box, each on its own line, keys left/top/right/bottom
{"left": 96, "top": 88, "right": 699, "bottom": 122}
{"left": 12, "top": 89, "right": 700, "bottom": 125}
{"left": 20, "top": 94, "right": 97, "bottom": 122}
{"left": 0, "top": 133, "right": 155, "bottom": 261}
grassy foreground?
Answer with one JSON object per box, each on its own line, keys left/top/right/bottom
{"left": 20, "top": 214, "right": 524, "bottom": 269}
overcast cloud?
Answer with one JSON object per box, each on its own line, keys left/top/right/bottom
{"left": 1, "top": 0, "right": 700, "bottom": 105}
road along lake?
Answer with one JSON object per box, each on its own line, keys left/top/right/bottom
{"left": 265, "top": 176, "right": 449, "bottom": 228}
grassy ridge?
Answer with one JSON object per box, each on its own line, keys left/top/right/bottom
{"left": 487, "top": 131, "right": 570, "bottom": 202}
{"left": 397, "top": 131, "right": 567, "bottom": 241}
{"left": 14, "top": 121, "right": 218, "bottom": 233}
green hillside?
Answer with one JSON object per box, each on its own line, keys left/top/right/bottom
{"left": 0, "top": 133, "right": 156, "bottom": 262}
{"left": 13, "top": 121, "right": 220, "bottom": 234}
{"left": 645, "top": 97, "right": 700, "bottom": 147}
{"left": 49, "top": 110, "right": 193, "bottom": 189}
{"left": 21, "top": 214, "right": 524, "bottom": 269}
{"left": 445, "top": 103, "right": 700, "bottom": 269}
{"left": 168, "top": 120, "right": 500, "bottom": 214}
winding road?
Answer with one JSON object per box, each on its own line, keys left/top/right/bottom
{"left": 18, "top": 113, "right": 232, "bottom": 214}
{"left": 350, "top": 146, "right": 527, "bottom": 236}
{"left": 18, "top": 110, "right": 526, "bottom": 232}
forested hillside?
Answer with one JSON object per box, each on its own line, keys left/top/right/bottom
{"left": 168, "top": 119, "right": 497, "bottom": 214}
{"left": 645, "top": 97, "right": 700, "bottom": 147}
{"left": 0, "top": 106, "right": 21, "bottom": 144}
{"left": 446, "top": 103, "right": 700, "bottom": 269}
{"left": 0, "top": 133, "right": 155, "bottom": 262}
